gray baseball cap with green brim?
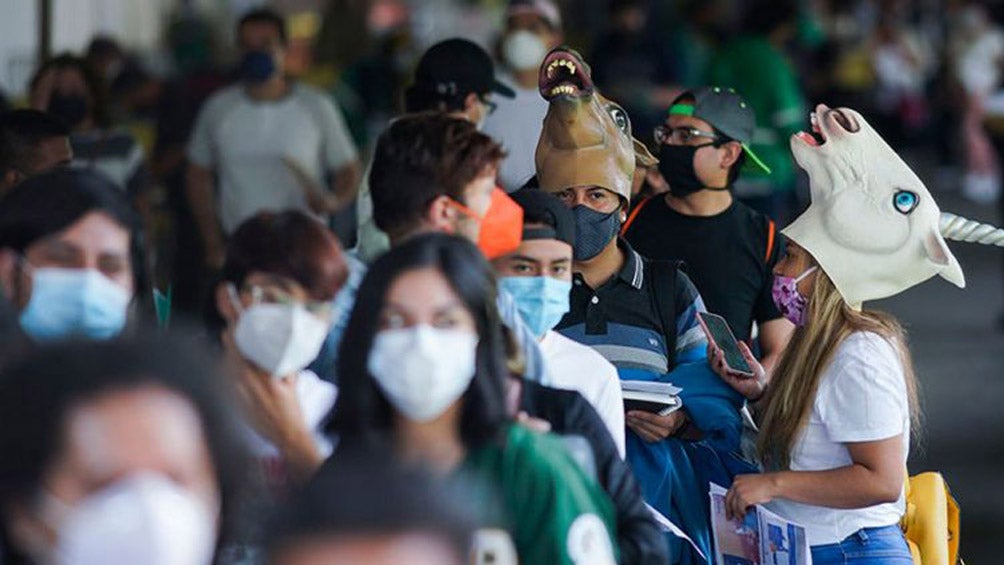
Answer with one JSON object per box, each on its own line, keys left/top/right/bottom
{"left": 668, "top": 86, "right": 772, "bottom": 174}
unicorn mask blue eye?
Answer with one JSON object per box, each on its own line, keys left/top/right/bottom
{"left": 782, "top": 104, "right": 1004, "bottom": 307}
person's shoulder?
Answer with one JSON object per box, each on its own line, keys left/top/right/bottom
{"left": 291, "top": 83, "right": 338, "bottom": 110}
{"left": 542, "top": 331, "right": 608, "bottom": 364}
{"left": 826, "top": 331, "right": 903, "bottom": 382}
{"left": 203, "top": 84, "right": 244, "bottom": 107}
{"left": 839, "top": 331, "right": 899, "bottom": 357}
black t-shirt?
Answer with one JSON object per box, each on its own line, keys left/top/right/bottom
{"left": 623, "top": 195, "right": 782, "bottom": 342}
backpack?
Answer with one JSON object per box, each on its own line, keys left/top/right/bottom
{"left": 644, "top": 258, "right": 681, "bottom": 372}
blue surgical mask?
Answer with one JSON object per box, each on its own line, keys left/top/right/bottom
{"left": 498, "top": 276, "right": 572, "bottom": 338}
{"left": 19, "top": 268, "right": 130, "bottom": 342}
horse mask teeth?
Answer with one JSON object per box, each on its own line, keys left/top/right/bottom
{"left": 535, "top": 47, "right": 655, "bottom": 205}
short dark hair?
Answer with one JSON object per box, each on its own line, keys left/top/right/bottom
{"left": 29, "top": 53, "right": 111, "bottom": 128}
{"left": 238, "top": 8, "right": 288, "bottom": 46}
{"left": 265, "top": 445, "right": 473, "bottom": 561}
{"left": 0, "top": 109, "right": 69, "bottom": 176}
{"left": 370, "top": 113, "right": 505, "bottom": 239}
{"left": 205, "top": 210, "right": 348, "bottom": 336}
{"left": 329, "top": 233, "right": 509, "bottom": 448}
{"left": 0, "top": 333, "right": 250, "bottom": 559}
{"left": 0, "top": 167, "right": 148, "bottom": 295}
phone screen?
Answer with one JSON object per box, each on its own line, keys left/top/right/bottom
{"left": 699, "top": 313, "right": 753, "bottom": 375}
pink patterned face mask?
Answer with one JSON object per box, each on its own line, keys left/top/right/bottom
{"left": 771, "top": 266, "right": 818, "bottom": 326}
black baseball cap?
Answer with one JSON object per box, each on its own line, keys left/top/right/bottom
{"left": 510, "top": 188, "right": 575, "bottom": 247}
{"left": 414, "top": 38, "right": 515, "bottom": 99}
{"left": 668, "top": 86, "right": 771, "bottom": 174}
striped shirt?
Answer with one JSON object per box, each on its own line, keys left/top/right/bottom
{"left": 556, "top": 239, "right": 708, "bottom": 383}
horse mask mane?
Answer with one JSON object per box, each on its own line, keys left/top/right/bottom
{"left": 785, "top": 104, "right": 1004, "bottom": 307}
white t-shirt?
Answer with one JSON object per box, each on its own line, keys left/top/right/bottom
{"left": 481, "top": 78, "right": 548, "bottom": 192}
{"left": 187, "top": 83, "right": 358, "bottom": 234}
{"left": 767, "top": 331, "right": 910, "bottom": 546}
{"left": 243, "top": 370, "right": 338, "bottom": 489}
{"left": 540, "top": 330, "right": 626, "bottom": 457}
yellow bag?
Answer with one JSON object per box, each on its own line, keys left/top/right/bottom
{"left": 901, "top": 472, "right": 961, "bottom": 564}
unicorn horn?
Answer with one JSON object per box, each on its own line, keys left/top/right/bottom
{"left": 940, "top": 212, "right": 1004, "bottom": 247}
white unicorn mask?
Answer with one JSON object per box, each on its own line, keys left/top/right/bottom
{"left": 784, "top": 104, "right": 1004, "bottom": 307}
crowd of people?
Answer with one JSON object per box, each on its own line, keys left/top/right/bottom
{"left": 0, "top": 0, "right": 1000, "bottom": 564}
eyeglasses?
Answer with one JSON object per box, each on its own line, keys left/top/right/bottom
{"left": 243, "top": 284, "right": 335, "bottom": 319}
{"left": 480, "top": 96, "right": 498, "bottom": 116}
{"left": 654, "top": 125, "right": 721, "bottom": 146}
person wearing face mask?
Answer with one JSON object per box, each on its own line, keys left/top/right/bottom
{"left": 492, "top": 189, "right": 624, "bottom": 453}
{"left": 355, "top": 38, "right": 516, "bottom": 263}
{"left": 0, "top": 168, "right": 145, "bottom": 347}
{"left": 0, "top": 334, "right": 248, "bottom": 565}
{"left": 539, "top": 110, "right": 754, "bottom": 561}
{"left": 28, "top": 55, "right": 152, "bottom": 224}
{"left": 482, "top": 0, "right": 564, "bottom": 191}
{"left": 317, "top": 113, "right": 547, "bottom": 387}
{"left": 207, "top": 211, "right": 348, "bottom": 491}
{"left": 494, "top": 189, "right": 674, "bottom": 563}
{"left": 187, "top": 8, "right": 362, "bottom": 270}
{"left": 623, "top": 87, "right": 794, "bottom": 373}
{"left": 325, "top": 233, "right": 619, "bottom": 565}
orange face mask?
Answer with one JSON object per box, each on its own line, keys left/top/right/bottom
{"left": 449, "top": 188, "right": 524, "bottom": 259}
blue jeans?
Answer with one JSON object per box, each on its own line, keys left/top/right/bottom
{"left": 811, "top": 525, "right": 913, "bottom": 564}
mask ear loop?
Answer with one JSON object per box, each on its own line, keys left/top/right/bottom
{"left": 794, "top": 265, "right": 818, "bottom": 283}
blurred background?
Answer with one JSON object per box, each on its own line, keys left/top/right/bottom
{"left": 0, "top": 0, "right": 1002, "bottom": 560}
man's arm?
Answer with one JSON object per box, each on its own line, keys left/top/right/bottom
{"left": 185, "top": 162, "right": 225, "bottom": 269}
{"left": 328, "top": 159, "right": 362, "bottom": 211}
{"left": 757, "top": 317, "right": 794, "bottom": 375}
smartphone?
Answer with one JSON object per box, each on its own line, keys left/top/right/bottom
{"left": 698, "top": 312, "right": 754, "bottom": 378}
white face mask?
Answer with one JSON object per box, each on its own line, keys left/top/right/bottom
{"left": 502, "top": 30, "right": 548, "bottom": 72}
{"left": 367, "top": 325, "right": 479, "bottom": 422}
{"left": 230, "top": 286, "right": 331, "bottom": 377}
{"left": 48, "top": 473, "right": 217, "bottom": 565}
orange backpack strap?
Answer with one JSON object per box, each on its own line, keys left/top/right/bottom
{"left": 764, "top": 219, "right": 776, "bottom": 264}
{"left": 621, "top": 195, "right": 654, "bottom": 236}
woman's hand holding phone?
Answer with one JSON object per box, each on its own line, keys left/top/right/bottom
{"left": 708, "top": 341, "right": 767, "bottom": 402}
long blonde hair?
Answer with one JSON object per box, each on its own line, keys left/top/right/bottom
{"left": 756, "top": 269, "right": 921, "bottom": 470}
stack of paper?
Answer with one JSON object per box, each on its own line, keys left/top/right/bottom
{"left": 709, "top": 483, "right": 811, "bottom": 565}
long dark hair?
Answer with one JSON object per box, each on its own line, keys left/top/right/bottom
{"left": 328, "top": 233, "right": 509, "bottom": 449}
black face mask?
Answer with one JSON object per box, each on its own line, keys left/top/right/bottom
{"left": 47, "top": 92, "right": 89, "bottom": 128}
{"left": 572, "top": 205, "right": 621, "bottom": 261}
{"left": 658, "top": 143, "right": 726, "bottom": 197}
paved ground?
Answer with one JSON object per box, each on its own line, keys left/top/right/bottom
{"left": 868, "top": 182, "right": 1004, "bottom": 562}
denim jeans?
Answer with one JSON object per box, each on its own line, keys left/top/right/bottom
{"left": 811, "top": 525, "right": 914, "bottom": 564}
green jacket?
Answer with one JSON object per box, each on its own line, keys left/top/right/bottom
{"left": 459, "top": 424, "right": 620, "bottom": 565}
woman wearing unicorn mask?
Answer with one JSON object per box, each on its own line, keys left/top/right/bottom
{"left": 704, "top": 104, "right": 1001, "bottom": 564}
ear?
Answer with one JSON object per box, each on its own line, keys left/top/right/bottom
{"left": 463, "top": 92, "right": 481, "bottom": 120}
{"left": 924, "top": 231, "right": 965, "bottom": 288}
{"left": 426, "top": 195, "right": 457, "bottom": 234}
{"left": 719, "top": 141, "right": 743, "bottom": 170}
{"left": 214, "top": 282, "right": 240, "bottom": 325}
{"left": 0, "top": 249, "right": 18, "bottom": 302}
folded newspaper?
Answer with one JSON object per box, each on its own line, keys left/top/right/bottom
{"left": 709, "top": 483, "right": 811, "bottom": 565}
{"left": 620, "top": 380, "right": 682, "bottom": 416}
